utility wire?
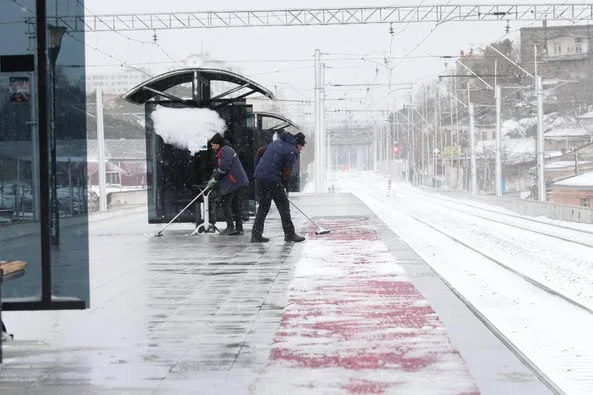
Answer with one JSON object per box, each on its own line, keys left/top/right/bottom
{"left": 78, "top": 1, "right": 182, "bottom": 66}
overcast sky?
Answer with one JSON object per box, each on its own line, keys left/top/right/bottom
{"left": 3, "top": 0, "right": 583, "bottom": 126}
{"left": 82, "top": 1, "right": 579, "bottom": 121}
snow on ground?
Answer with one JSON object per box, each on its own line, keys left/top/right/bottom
{"left": 252, "top": 222, "right": 479, "bottom": 394}
{"left": 415, "top": 185, "right": 593, "bottom": 233}
{"left": 395, "top": 189, "right": 593, "bottom": 310}
{"left": 327, "top": 171, "right": 593, "bottom": 394}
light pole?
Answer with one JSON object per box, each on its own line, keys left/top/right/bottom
{"left": 313, "top": 49, "right": 324, "bottom": 193}
{"left": 468, "top": 101, "right": 477, "bottom": 194}
{"left": 486, "top": 44, "right": 547, "bottom": 201}
{"left": 388, "top": 86, "right": 413, "bottom": 175}
{"left": 48, "top": 24, "right": 67, "bottom": 246}
{"left": 435, "top": 83, "right": 480, "bottom": 194}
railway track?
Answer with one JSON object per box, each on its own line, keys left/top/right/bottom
{"left": 395, "top": 189, "right": 593, "bottom": 249}
{"left": 358, "top": 189, "right": 593, "bottom": 394}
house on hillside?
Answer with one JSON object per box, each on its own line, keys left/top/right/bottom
{"left": 520, "top": 24, "right": 593, "bottom": 112}
{"left": 86, "top": 139, "right": 146, "bottom": 187}
{"left": 545, "top": 160, "right": 593, "bottom": 182}
{"left": 520, "top": 24, "right": 593, "bottom": 79}
{"left": 474, "top": 137, "right": 537, "bottom": 193}
{"left": 544, "top": 127, "right": 593, "bottom": 153}
{"left": 543, "top": 141, "right": 593, "bottom": 182}
{"left": 550, "top": 171, "right": 593, "bottom": 207}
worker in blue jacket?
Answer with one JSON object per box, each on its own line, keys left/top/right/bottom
{"left": 251, "top": 131, "right": 306, "bottom": 243}
{"left": 208, "top": 133, "right": 249, "bottom": 235}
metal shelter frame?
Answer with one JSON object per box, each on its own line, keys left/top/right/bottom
{"left": 254, "top": 111, "right": 301, "bottom": 132}
{"left": 26, "top": 4, "right": 593, "bottom": 33}
{"left": 122, "top": 67, "right": 275, "bottom": 105}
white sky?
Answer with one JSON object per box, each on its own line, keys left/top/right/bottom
{"left": 79, "top": 0, "right": 582, "bottom": 126}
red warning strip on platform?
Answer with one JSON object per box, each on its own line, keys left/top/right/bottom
{"left": 252, "top": 218, "right": 479, "bottom": 395}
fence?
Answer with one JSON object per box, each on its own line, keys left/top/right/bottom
{"left": 467, "top": 193, "right": 593, "bottom": 224}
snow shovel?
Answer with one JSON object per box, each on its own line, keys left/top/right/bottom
{"left": 288, "top": 199, "right": 331, "bottom": 235}
{"left": 155, "top": 185, "right": 211, "bottom": 237}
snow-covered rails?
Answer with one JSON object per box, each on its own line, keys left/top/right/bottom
{"left": 398, "top": 188, "right": 593, "bottom": 247}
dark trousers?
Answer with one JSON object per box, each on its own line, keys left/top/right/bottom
{"left": 252, "top": 179, "right": 295, "bottom": 238}
{"left": 220, "top": 187, "right": 245, "bottom": 229}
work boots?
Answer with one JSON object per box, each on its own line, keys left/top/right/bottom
{"left": 219, "top": 226, "right": 236, "bottom": 236}
{"left": 219, "top": 222, "right": 236, "bottom": 236}
{"left": 284, "top": 233, "right": 306, "bottom": 243}
{"left": 229, "top": 225, "right": 244, "bottom": 236}
{"left": 250, "top": 235, "right": 270, "bottom": 243}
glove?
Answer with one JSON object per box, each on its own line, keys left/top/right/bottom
{"left": 207, "top": 178, "right": 218, "bottom": 190}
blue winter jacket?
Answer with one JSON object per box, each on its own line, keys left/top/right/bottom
{"left": 212, "top": 144, "right": 249, "bottom": 195}
{"left": 254, "top": 132, "right": 298, "bottom": 183}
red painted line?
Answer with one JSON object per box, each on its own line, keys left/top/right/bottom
{"left": 254, "top": 217, "right": 479, "bottom": 394}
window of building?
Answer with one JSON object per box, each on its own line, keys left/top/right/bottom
{"left": 106, "top": 171, "right": 121, "bottom": 185}
{"left": 582, "top": 197, "right": 591, "bottom": 208}
{"left": 576, "top": 46, "right": 583, "bottom": 54}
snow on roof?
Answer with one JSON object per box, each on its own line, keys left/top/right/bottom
{"left": 546, "top": 151, "right": 564, "bottom": 158}
{"left": 476, "top": 137, "right": 535, "bottom": 164}
{"left": 544, "top": 128, "right": 592, "bottom": 138}
{"left": 553, "top": 171, "right": 593, "bottom": 187}
{"left": 546, "top": 160, "right": 593, "bottom": 169}
{"left": 578, "top": 111, "right": 593, "bottom": 119}
{"left": 476, "top": 137, "right": 565, "bottom": 164}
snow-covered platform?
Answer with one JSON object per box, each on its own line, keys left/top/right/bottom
{"left": 0, "top": 193, "right": 551, "bottom": 394}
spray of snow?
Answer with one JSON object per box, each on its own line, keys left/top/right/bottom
{"left": 150, "top": 106, "right": 227, "bottom": 154}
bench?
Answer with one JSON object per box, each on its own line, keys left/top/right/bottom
{"left": 0, "top": 260, "right": 28, "bottom": 362}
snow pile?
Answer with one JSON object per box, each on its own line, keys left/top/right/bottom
{"left": 150, "top": 106, "right": 227, "bottom": 154}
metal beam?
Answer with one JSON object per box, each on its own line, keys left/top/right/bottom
{"left": 30, "top": 4, "right": 593, "bottom": 32}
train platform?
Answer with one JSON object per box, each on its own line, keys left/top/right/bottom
{"left": 0, "top": 193, "right": 551, "bottom": 394}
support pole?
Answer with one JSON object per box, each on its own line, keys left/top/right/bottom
{"left": 434, "top": 84, "right": 438, "bottom": 179}
{"left": 320, "top": 62, "right": 326, "bottom": 192}
{"left": 421, "top": 88, "right": 426, "bottom": 183}
{"left": 411, "top": 101, "right": 415, "bottom": 183}
{"left": 30, "top": 68, "right": 40, "bottom": 221}
{"left": 536, "top": 75, "right": 546, "bottom": 201}
{"left": 314, "top": 49, "right": 322, "bottom": 193}
{"left": 495, "top": 85, "right": 502, "bottom": 196}
{"left": 37, "top": 0, "right": 52, "bottom": 304}
{"left": 96, "top": 87, "right": 107, "bottom": 212}
{"left": 406, "top": 104, "right": 411, "bottom": 182}
{"left": 469, "top": 103, "right": 477, "bottom": 194}
{"left": 373, "top": 127, "right": 378, "bottom": 171}
{"left": 50, "top": 50, "right": 59, "bottom": 245}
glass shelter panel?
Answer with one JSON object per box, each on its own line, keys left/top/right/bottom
{"left": 0, "top": 0, "right": 90, "bottom": 309}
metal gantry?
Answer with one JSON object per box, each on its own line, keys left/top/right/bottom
{"left": 30, "top": 3, "right": 593, "bottom": 32}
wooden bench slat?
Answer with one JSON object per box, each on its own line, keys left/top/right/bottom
{"left": 0, "top": 261, "right": 28, "bottom": 276}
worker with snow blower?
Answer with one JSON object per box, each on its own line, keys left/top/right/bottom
{"left": 251, "top": 131, "right": 307, "bottom": 243}
{"left": 208, "top": 133, "right": 249, "bottom": 235}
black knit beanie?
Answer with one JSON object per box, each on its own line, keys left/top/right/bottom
{"left": 209, "top": 133, "right": 225, "bottom": 146}
{"left": 294, "top": 132, "right": 306, "bottom": 146}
